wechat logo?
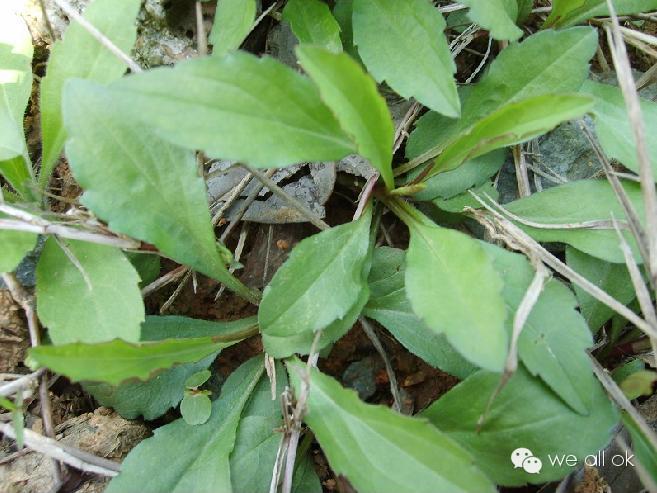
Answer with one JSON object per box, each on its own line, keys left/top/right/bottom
{"left": 511, "top": 447, "right": 542, "bottom": 474}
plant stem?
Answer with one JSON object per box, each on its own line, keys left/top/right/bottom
{"left": 381, "top": 195, "right": 430, "bottom": 228}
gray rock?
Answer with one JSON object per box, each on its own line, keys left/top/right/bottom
{"left": 134, "top": 0, "right": 198, "bottom": 67}
{"left": 207, "top": 161, "right": 336, "bottom": 224}
{"left": 342, "top": 356, "right": 384, "bottom": 400}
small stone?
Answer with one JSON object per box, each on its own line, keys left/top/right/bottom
{"left": 342, "top": 356, "right": 384, "bottom": 401}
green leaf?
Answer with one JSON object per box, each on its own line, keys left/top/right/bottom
{"left": 400, "top": 208, "right": 507, "bottom": 371}
{"left": 0, "top": 397, "right": 16, "bottom": 411}
{"left": 40, "top": 0, "right": 140, "bottom": 187}
{"left": 0, "top": 157, "right": 32, "bottom": 198}
{"left": 582, "top": 80, "right": 657, "bottom": 181}
{"left": 620, "top": 371, "right": 657, "bottom": 400}
{"left": 126, "top": 252, "right": 160, "bottom": 287}
{"left": 460, "top": 0, "right": 523, "bottom": 41}
{"left": 209, "top": 0, "right": 256, "bottom": 57}
{"left": 623, "top": 412, "right": 657, "bottom": 486}
{"left": 408, "top": 27, "right": 597, "bottom": 164}
{"left": 83, "top": 316, "right": 256, "bottom": 419}
{"left": 429, "top": 93, "right": 594, "bottom": 177}
{"left": 0, "top": 228, "right": 35, "bottom": 273}
{"left": 0, "top": 6, "right": 33, "bottom": 196}
{"left": 85, "top": 355, "right": 216, "bottom": 420}
{"left": 106, "top": 357, "right": 265, "bottom": 493}
{"left": 516, "top": 0, "right": 534, "bottom": 22}
{"left": 504, "top": 179, "right": 645, "bottom": 263}
{"left": 139, "top": 315, "right": 259, "bottom": 341}
{"left": 63, "top": 80, "right": 255, "bottom": 303}
{"left": 566, "top": 246, "right": 635, "bottom": 332}
{"left": 292, "top": 453, "right": 323, "bottom": 493}
{"left": 181, "top": 393, "right": 212, "bottom": 425}
{"left": 462, "top": 27, "right": 596, "bottom": 123}
{"left": 259, "top": 209, "right": 372, "bottom": 358}
{"left": 36, "top": 238, "right": 143, "bottom": 344}
{"left": 107, "top": 52, "right": 355, "bottom": 167}
{"left": 432, "top": 181, "right": 499, "bottom": 213}
{"left": 29, "top": 337, "right": 234, "bottom": 386}
{"left": 185, "top": 370, "right": 211, "bottom": 389}
{"left": 352, "top": 0, "right": 459, "bottom": 117}
{"left": 364, "top": 247, "right": 476, "bottom": 379}
{"left": 286, "top": 359, "right": 496, "bottom": 493}
{"left": 422, "top": 367, "right": 619, "bottom": 485}
{"left": 296, "top": 45, "right": 394, "bottom": 189}
{"left": 612, "top": 358, "right": 645, "bottom": 384}
{"left": 410, "top": 150, "right": 506, "bottom": 202}
{"left": 283, "top": 0, "right": 343, "bottom": 52}
{"left": 483, "top": 243, "right": 596, "bottom": 414}
{"left": 516, "top": 282, "right": 595, "bottom": 413}
{"left": 333, "top": 0, "right": 359, "bottom": 59}
{"left": 230, "top": 361, "right": 287, "bottom": 493}
{"left": 546, "top": 0, "right": 657, "bottom": 28}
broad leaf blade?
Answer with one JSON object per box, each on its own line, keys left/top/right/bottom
{"left": 546, "top": 0, "right": 657, "bottom": 28}
{"left": 623, "top": 412, "right": 657, "bottom": 488}
{"left": 40, "top": 0, "right": 140, "bottom": 186}
{"left": 432, "top": 181, "right": 499, "bottom": 213}
{"left": 461, "top": 27, "right": 597, "bottom": 124}
{"left": 296, "top": 46, "right": 394, "bottom": 189}
{"left": 504, "top": 179, "right": 645, "bottom": 263}
{"left": 28, "top": 336, "right": 237, "bottom": 385}
{"left": 286, "top": 359, "right": 497, "bottom": 493}
{"left": 461, "top": 0, "right": 523, "bottom": 41}
{"left": 108, "top": 52, "right": 355, "bottom": 167}
{"left": 422, "top": 367, "right": 619, "bottom": 485}
{"left": 36, "top": 238, "right": 143, "bottom": 344}
{"left": 353, "top": 0, "right": 459, "bottom": 117}
{"left": 63, "top": 79, "right": 253, "bottom": 301}
{"left": 430, "top": 93, "right": 594, "bottom": 177}
{"left": 405, "top": 221, "right": 508, "bottom": 371}
{"left": 333, "top": 0, "right": 359, "bottom": 59}
{"left": 180, "top": 393, "right": 212, "bottom": 425}
{"left": 483, "top": 243, "right": 596, "bottom": 413}
{"left": 283, "top": 0, "right": 343, "bottom": 52}
{"left": 566, "top": 246, "right": 635, "bottom": 332}
{"left": 0, "top": 227, "right": 36, "bottom": 273}
{"left": 582, "top": 80, "right": 657, "bottom": 180}
{"left": 0, "top": 6, "right": 33, "bottom": 196}
{"left": 230, "top": 361, "right": 287, "bottom": 493}
{"left": 407, "top": 27, "right": 597, "bottom": 164}
{"left": 85, "top": 355, "right": 216, "bottom": 420}
{"left": 209, "top": 0, "right": 256, "bottom": 57}
{"left": 364, "top": 247, "right": 476, "bottom": 378}
{"left": 106, "top": 357, "right": 265, "bottom": 493}
{"left": 83, "top": 316, "right": 257, "bottom": 420}
{"left": 259, "top": 210, "right": 372, "bottom": 357}
{"left": 409, "top": 150, "right": 506, "bottom": 202}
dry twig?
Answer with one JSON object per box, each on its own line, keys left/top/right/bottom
{"left": 478, "top": 262, "right": 549, "bottom": 428}
{"left": 0, "top": 422, "right": 120, "bottom": 477}
{"left": 468, "top": 193, "right": 656, "bottom": 338}
{"left": 604, "top": 1, "right": 657, "bottom": 283}
{"left": 360, "top": 317, "right": 404, "bottom": 412}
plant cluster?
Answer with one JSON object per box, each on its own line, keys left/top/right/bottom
{"left": 2, "top": 0, "right": 657, "bottom": 491}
